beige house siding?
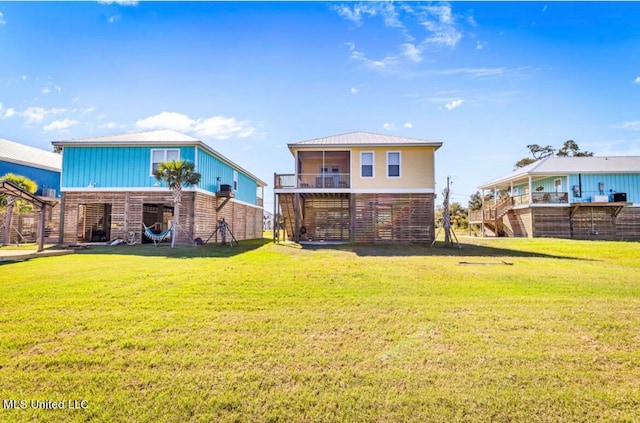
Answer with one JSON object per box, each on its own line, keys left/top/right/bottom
{"left": 350, "top": 146, "right": 436, "bottom": 190}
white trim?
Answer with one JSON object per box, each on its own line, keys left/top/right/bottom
{"left": 274, "top": 187, "right": 436, "bottom": 194}
{"left": 386, "top": 151, "right": 401, "bottom": 178}
{"left": 233, "top": 170, "right": 239, "bottom": 191}
{"left": 352, "top": 188, "right": 434, "bottom": 194}
{"left": 62, "top": 187, "right": 196, "bottom": 193}
{"left": 61, "top": 186, "right": 264, "bottom": 210}
{"left": 360, "top": 151, "right": 374, "bottom": 178}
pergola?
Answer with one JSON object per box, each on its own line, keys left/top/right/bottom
{"left": 0, "top": 180, "right": 57, "bottom": 252}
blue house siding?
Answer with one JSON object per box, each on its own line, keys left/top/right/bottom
{"left": 0, "top": 160, "right": 61, "bottom": 196}
{"left": 196, "top": 148, "right": 257, "bottom": 204}
{"left": 61, "top": 146, "right": 195, "bottom": 188}
{"left": 568, "top": 173, "right": 640, "bottom": 203}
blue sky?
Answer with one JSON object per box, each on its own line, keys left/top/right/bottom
{"left": 1, "top": 1, "right": 640, "bottom": 208}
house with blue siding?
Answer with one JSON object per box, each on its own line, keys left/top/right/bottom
{"left": 469, "top": 156, "right": 640, "bottom": 240}
{"left": 0, "top": 137, "right": 61, "bottom": 197}
{"left": 52, "top": 129, "right": 266, "bottom": 245}
{"left": 1, "top": 137, "right": 62, "bottom": 244}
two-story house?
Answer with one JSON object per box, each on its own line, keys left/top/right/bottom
{"left": 470, "top": 156, "right": 640, "bottom": 240}
{"left": 52, "top": 129, "right": 266, "bottom": 245}
{"left": 274, "top": 131, "right": 442, "bottom": 243}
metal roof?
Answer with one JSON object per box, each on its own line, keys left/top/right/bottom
{"left": 479, "top": 156, "right": 640, "bottom": 189}
{"left": 52, "top": 129, "right": 267, "bottom": 187}
{"left": 288, "top": 131, "right": 443, "bottom": 149}
{"left": 0, "top": 137, "right": 62, "bottom": 172}
{"left": 51, "top": 129, "right": 200, "bottom": 145}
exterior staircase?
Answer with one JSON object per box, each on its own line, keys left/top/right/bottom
{"left": 277, "top": 193, "right": 299, "bottom": 240}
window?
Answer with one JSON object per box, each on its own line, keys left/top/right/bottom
{"left": 150, "top": 149, "right": 180, "bottom": 175}
{"left": 233, "top": 170, "right": 238, "bottom": 191}
{"left": 361, "top": 152, "right": 373, "bottom": 177}
{"left": 387, "top": 152, "right": 400, "bottom": 178}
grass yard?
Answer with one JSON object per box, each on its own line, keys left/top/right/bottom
{"left": 1, "top": 237, "right": 639, "bottom": 422}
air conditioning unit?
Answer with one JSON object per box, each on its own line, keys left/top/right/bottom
{"left": 43, "top": 188, "right": 57, "bottom": 198}
{"left": 613, "top": 193, "right": 627, "bottom": 202}
{"left": 219, "top": 184, "right": 232, "bottom": 193}
{"left": 592, "top": 195, "right": 609, "bottom": 203}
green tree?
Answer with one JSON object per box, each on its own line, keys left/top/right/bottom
{"left": 435, "top": 202, "right": 468, "bottom": 230}
{"left": 152, "top": 160, "right": 201, "bottom": 248}
{"left": 557, "top": 140, "right": 594, "bottom": 157}
{"left": 468, "top": 191, "right": 483, "bottom": 211}
{"left": 1, "top": 173, "right": 38, "bottom": 245}
{"left": 515, "top": 140, "right": 592, "bottom": 168}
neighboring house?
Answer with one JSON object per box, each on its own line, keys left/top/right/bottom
{"left": 52, "top": 129, "right": 266, "bottom": 245}
{"left": 0, "top": 137, "right": 62, "bottom": 244}
{"left": 273, "top": 131, "right": 442, "bottom": 243}
{"left": 470, "top": 156, "right": 640, "bottom": 240}
{"left": 0, "top": 137, "right": 61, "bottom": 197}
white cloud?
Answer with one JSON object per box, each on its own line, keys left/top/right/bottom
{"left": 467, "top": 16, "right": 478, "bottom": 27}
{"left": 542, "top": 5, "right": 548, "bottom": 13}
{"left": 3, "top": 108, "right": 16, "bottom": 119}
{"left": 418, "top": 4, "right": 463, "bottom": 47}
{"left": 108, "top": 15, "right": 121, "bottom": 24}
{"left": 136, "top": 111, "right": 255, "bottom": 140}
{"left": 616, "top": 121, "right": 640, "bottom": 131}
{"left": 334, "top": 2, "right": 404, "bottom": 29}
{"left": 98, "top": 0, "right": 138, "bottom": 5}
{"left": 401, "top": 43, "right": 422, "bottom": 62}
{"left": 350, "top": 87, "right": 360, "bottom": 95}
{"left": 21, "top": 75, "right": 27, "bottom": 81}
{"left": 439, "top": 67, "right": 505, "bottom": 77}
{"left": 83, "top": 107, "right": 96, "bottom": 114}
{"left": 333, "top": 4, "right": 376, "bottom": 26}
{"left": 444, "top": 99, "right": 464, "bottom": 110}
{"left": 0, "top": 12, "right": 5, "bottom": 25}
{"left": 476, "top": 40, "right": 487, "bottom": 50}
{"left": 347, "top": 42, "right": 398, "bottom": 69}
{"left": 100, "top": 122, "right": 123, "bottom": 129}
{"left": 404, "top": 122, "right": 413, "bottom": 129}
{"left": 383, "top": 122, "right": 396, "bottom": 131}
{"left": 41, "top": 84, "right": 62, "bottom": 94}
{"left": 43, "top": 119, "right": 78, "bottom": 132}
{"left": 634, "top": 76, "right": 640, "bottom": 84}
{"left": 22, "top": 106, "right": 66, "bottom": 124}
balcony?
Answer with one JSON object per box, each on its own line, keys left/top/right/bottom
{"left": 275, "top": 173, "right": 351, "bottom": 189}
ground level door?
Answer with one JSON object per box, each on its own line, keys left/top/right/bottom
{"left": 77, "top": 203, "right": 112, "bottom": 242}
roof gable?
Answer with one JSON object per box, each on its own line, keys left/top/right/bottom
{"left": 52, "top": 129, "right": 199, "bottom": 145}
{"left": 289, "top": 131, "right": 442, "bottom": 149}
{"left": 0, "top": 137, "right": 62, "bottom": 172}
{"left": 480, "top": 156, "right": 640, "bottom": 189}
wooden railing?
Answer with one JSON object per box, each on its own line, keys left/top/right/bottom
{"left": 275, "top": 173, "right": 351, "bottom": 189}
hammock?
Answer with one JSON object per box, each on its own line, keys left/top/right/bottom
{"left": 142, "top": 224, "right": 173, "bottom": 247}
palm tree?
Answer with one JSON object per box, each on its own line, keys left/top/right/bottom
{"left": 152, "top": 160, "right": 201, "bottom": 248}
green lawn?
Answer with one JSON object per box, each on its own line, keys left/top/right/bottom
{"left": 1, "top": 238, "right": 639, "bottom": 422}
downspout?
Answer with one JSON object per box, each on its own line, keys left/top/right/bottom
{"left": 528, "top": 175, "right": 533, "bottom": 205}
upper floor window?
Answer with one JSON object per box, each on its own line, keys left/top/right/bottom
{"left": 387, "top": 151, "right": 401, "bottom": 178}
{"left": 151, "top": 149, "right": 180, "bottom": 175}
{"left": 361, "top": 152, "right": 374, "bottom": 178}
{"left": 233, "top": 170, "right": 239, "bottom": 191}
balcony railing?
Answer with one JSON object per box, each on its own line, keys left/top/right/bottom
{"left": 275, "top": 173, "right": 351, "bottom": 189}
